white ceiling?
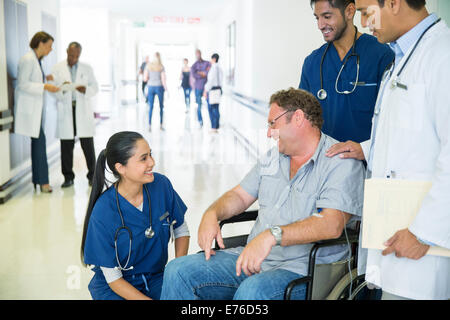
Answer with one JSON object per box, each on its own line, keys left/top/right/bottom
{"left": 60, "top": 0, "right": 228, "bottom": 21}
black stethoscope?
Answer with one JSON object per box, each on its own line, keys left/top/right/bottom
{"left": 386, "top": 18, "right": 441, "bottom": 91}
{"left": 317, "top": 26, "right": 360, "bottom": 101}
{"left": 113, "top": 183, "right": 154, "bottom": 271}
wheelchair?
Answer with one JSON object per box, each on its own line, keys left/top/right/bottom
{"left": 215, "top": 210, "right": 373, "bottom": 300}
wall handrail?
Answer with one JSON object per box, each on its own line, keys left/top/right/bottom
{"left": 229, "top": 90, "right": 269, "bottom": 116}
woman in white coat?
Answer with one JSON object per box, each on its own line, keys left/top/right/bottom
{"left": 14, "top": 31, "right": 60, "bottom": 193}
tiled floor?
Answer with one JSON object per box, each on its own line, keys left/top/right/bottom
{"left": 0, "top": 92, "right": 259, "bottom": 299}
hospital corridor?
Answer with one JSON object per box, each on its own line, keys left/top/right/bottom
{"left": 0, "top": 0, "right": 449, "bottom": 307}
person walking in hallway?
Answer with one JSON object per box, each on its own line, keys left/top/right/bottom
{"left": 139, "top": 56, "right": 150, "bottom": 102}
{"left": 204, "top": 53, "right": 223, "bottom": 133}
{"left": 144, "top": 52, "right": 168, "bottom": 132}
{"left": 191, "top": 49, "right": 211, "bottom": 128}
{"left": 14, "top": 31, "right": 60, "bottom": 193}
{"left": 180, "top": 58, "right": 192, "bottom": 113}
{"left": 51, "top": 42, "right": 99, "bottom": 188}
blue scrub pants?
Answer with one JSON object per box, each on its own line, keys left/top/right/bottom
{"left": 31, "top": 125, "right": 49, "bottom": 185}
{"left": 88, "top": 272, "right": 164, "bottom": 300}
{"left": 147, "top": 86, "right": 165, "bottom": 125}
{"left": 195, "top": 89, "right": 204, "bottom": 126}
{"left": 160, "top": 251, "right": 307, "bottom": 300}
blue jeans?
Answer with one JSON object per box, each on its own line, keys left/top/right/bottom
{"left": 160, "top": 251, "right": 306, "bottom": 300}
{"left": 147, "top": 86, "right": 165, "bottom": 125}
{"left": 31, "top": 126, "right": 49, "bottom": 185}
{"left": 183, "top": 87, "right": 191, "bottom": 109}
{"left": 207, "top": 99, "right": 220, "bottom": 129}
{"left": 195, "top": 89, "right": 204, "bottom": 125}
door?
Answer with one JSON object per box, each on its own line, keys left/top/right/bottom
{"left": 4, "top": 0, "right": 30, "bottom": 172}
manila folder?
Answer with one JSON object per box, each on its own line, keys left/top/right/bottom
{"left": 362, "top": 178, "right": 450, "bottom": 258}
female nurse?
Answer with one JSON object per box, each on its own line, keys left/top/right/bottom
{"left": 81, "top": 131, "right": 190, "bottom": 300}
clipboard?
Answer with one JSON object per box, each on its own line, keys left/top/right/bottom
{"left": 362, "top": 178, "right": 450, "bottom": 258}
{"left": 59, "top": 82, "right": 81, "bottom": 92}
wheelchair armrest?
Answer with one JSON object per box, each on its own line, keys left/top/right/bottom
{"left": 284, "top": 276, "right": 313, "bottom": 300}
{"left": 300, "top": 227, "right": 360, "bottom": 300}
{"left": 314, "top": 228, "right": 359, "bottom": 248}
{"left": 219, "top": 210, "right": 258, "bottom": 229}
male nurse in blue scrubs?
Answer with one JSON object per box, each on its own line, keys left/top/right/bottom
{"left": 300, "top": 0, "right": 394, "bottom": 143}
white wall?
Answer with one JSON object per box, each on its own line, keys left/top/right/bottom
{"left": 0, "top": 0, "right": 10, "bottom": 185}
{"left": 23, "top": 0, "right": 60, "bottom": 42}
{"left": 206, "top": 0, "right": 255, "bottom": 97}
{"left": 251, "top": 0, "right": 323, "bottom": 101}
{"left": 206, "top": 0, "right": 324, "bottom": 102}
{"left": 60, "top": 7, "right": 111, "bottom": 85}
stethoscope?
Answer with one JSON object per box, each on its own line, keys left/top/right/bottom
{"left": 317, "top": 26, "right": 360, "bottom": 101}
{"left": 387, "top": 18, "right": 441, "bottom": 92}
{"left": 113, "top": 183, "right": 154, "bottom": 271}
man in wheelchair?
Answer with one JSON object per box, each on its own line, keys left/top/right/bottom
{"left": 160, "top": 88, "right": 366, "bottom": 300}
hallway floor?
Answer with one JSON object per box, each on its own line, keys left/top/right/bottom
{"left": 0, "top": 92, "right": 258, "bottom": 299}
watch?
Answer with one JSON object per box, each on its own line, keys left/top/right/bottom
{"left": 270, "top": 226, "right": 283, "bottom": 246}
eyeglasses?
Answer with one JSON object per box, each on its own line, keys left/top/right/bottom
{"left": 268, "top": 110, "right": 292, "bottom": 129}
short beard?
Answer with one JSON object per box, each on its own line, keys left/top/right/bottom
{"left": 329, "top": 19, "right": 348, "bottom": 43}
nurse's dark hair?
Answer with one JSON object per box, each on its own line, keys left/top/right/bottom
{"left": 29, "top": 31, "right": 54, "bottom": 49}
{"left": 310, "top": 0, "right": 355, "bottom": 15}
{"left": 80, "top": 131, "right": 145, "bottom": 266}
{"left": 376, "top": 0, "right": 426, "bottom": 10}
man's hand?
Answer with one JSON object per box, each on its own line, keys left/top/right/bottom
{"left": 44, "top": 84, "right": 60, "bottom": 93}
{"left": 198, "top": 71, "right": 207, "bottom": 78}
{"left": 325, "top": 141, "right": 365, "bottom": 161}
{"left": 46, "top": 74, "right": 54, "bottom": 82}
{"left": 76, "top": 86, "right": 86, "bottom": 94}
{"left": 198, "top": 211, "right": 225, "bottom": 261}
{"left": 236, "top": 230, "right": 276, "bottom": 277}
{"left": 382, "top": 229, "right": 430, "bottom": 260}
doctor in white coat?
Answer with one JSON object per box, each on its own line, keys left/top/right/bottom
{"left": 326, "top": 0, "right": 450, "bottom": 300}
{"left": 14, "top": 31, "right": 60, "bottom": 193}
{"left": 51, "top": 42, "right": 99, "bottom": 188}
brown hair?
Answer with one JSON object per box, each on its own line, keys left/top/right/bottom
{"left": 270, "top": 88, "right": 324, "bottom": 130}
{"left": 29, "top": 31, "right": 54, "bottom": 49}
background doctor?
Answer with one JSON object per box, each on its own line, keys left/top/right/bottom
{"left": 51, "top": 42, "right": 99, "bottom": 188}
{"left": 327, "top": 0, "right": 450, "bottom": 300}
{"left": 14, "top": 31, "right": 60, "bottom": 193}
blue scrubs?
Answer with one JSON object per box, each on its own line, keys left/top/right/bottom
{"left": 299, "top": 34, "right": 394, "bottom": 143}
{"left": 83, "top": 173, "right": 187, "bottom": 300}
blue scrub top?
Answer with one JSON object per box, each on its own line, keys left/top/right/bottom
{"left": 299, "top": 34, "right": 394, "bottom": 143}
{"left": 83, "top": 173, "right": 187, "bottom": 281}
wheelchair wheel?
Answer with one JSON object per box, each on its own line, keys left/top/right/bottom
{"left": 326, "top": 269, "right": 367, "bottom": 300}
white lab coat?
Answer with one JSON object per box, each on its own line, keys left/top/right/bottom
{"left": 51, "top": 61, "right": 98, "bottom": 139}
{"left": 360, "top": 21, "right": 450, "bottom": 300}
{"left": 14, "top": 51, "right": 46, "bottom": 138}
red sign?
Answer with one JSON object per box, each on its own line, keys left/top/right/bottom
{"left": 153, "top": 16, "right": 201, "bottom": 25}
